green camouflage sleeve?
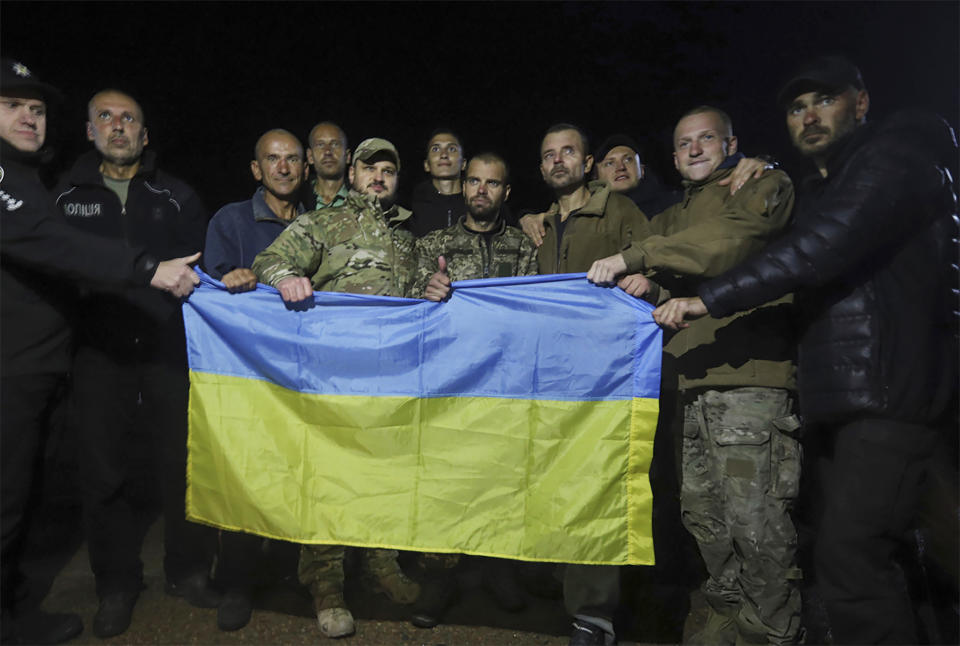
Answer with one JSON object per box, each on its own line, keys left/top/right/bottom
{"left": 252, "top": 212, "right": 326, "bottom": 287}
{"left": 412, "top": 231, "right": 446, "bottom": 298}
{"left": 519, "top": 234, "right": 539, "bottom": 277}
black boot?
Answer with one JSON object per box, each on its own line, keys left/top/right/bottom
{"left": 217, "top": 587, "right": 254, "bottom": 631}
{"left": 3, "top": 607, "right": 83, "bottom": 645}
{"left": 482, "top": 558, "right": 526, "bottom": 612}
{"left": 93, "top": 590, "right": 139, "bottom": 639}
{"left": 164, "top": 571, "right": 222, "bottom": 608}
{"left": 410, "top": 568, "right": 457, "bottom": 629}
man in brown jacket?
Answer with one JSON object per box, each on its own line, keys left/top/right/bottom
{"left": 531, "top": 123, "right": 649, "bottom": 646}
{"left": 588, "top": 107, "right": 801, "bottom": 645}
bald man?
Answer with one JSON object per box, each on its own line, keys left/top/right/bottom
{"left": 201, "top": 129, "right": 308, "bottom": 630}
{"left": 204, "top": 129, "right": 308, "bottom": 291}
{"left": 55, "top": 89, "right": 214, "bottom": 639}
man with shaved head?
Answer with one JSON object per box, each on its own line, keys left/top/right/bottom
{"left": 305, "top": 120, "right": 350, "bottom": 210}
{"left": 205, "top": 129, "right": 308, "bottom": 292}
{"left": 201, "top": 129, "right": 308, "bottom": 630}
{"left": 55, "top": 89, "right": 214, "bottom": 638}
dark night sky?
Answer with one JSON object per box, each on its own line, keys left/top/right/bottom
{"left": 3, "top": 1, "right": 958, "bottom": 213}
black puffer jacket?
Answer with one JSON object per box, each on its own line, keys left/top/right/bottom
{"left": 699, "top": 111, "right": 958, "bottom": 425}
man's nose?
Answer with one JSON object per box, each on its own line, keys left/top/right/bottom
{"left": 477, "top": 182, "right": 487, "bottom": 194}
{"left": 277, "top": 158, "right": 290, "bottom": 173}
{"left": 111, "top": 116, "right": 124, "bottom": 131}
{"left": 803, "top": 108, "right": 820, "bottom": 126}
{"left": 689, "top": 140, "right": 702, "bottom": 156}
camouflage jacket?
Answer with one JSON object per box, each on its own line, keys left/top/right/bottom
{"left": 252, "top": 191, "right": 415, "bottom": 297}
{"left": 413, "top": 217, "right": 538, "bottom": 297}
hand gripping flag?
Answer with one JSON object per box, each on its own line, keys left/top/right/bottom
{"left": 183, "top": 271, "right": 661, "bottom": 565}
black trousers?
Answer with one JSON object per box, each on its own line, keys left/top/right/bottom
{"left": 814, "top": 417, "right": 943, "bottom": 644}
{"left": 71, "top": 343, "right": 214, "bottom": 597}
{"left": 0, "top": 373, "right": 65, "bottom": 608}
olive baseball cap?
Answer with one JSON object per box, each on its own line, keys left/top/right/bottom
{"left": 353, "top": 138, "right": 400, "bottom": 171}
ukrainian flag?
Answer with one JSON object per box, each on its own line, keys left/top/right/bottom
{"left": 184, "top": 271, "right": 661, "bottom": 565}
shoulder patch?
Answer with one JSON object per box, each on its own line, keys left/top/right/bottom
{"left": 0, "top": 188, "right": 24, "bottom": 211}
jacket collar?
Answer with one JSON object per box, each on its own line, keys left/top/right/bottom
{"left": 457, "top": 214, "right": 507, "bottom": 236}
{"left": 347, "top": 189, "right": 413, "bottom": 225}
{"left": 68, "top": 148, "right": 158, "bottom": 186}
{"left": 818, "top": 121, "right": 875, "bottom": 182}
{"left": 251, "top": 186, "right": 304, "bottom": 223}
{"left": 680, "top": 152, "right": 745, "bottom": 191}
{"left": 546, "top": 180, "right": 612, "bottom": 220}
{"left": 0, "top": 138, "right": 44, "bottom": 169}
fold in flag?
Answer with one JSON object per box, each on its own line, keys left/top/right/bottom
{"left": 183, "top": 271, "right": 661, "bottom": 565}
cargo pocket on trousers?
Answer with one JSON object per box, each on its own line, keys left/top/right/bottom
{"left": 713, "top": 426, "right": 770, "bottom": 481}
{"left": 770, "top": 415, "right": 802, "bottom": 499}
{"left": 682, "top": 404, "right": 709, "bottom": 478}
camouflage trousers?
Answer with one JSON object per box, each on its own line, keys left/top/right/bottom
{"left": 297, "top": 544, "right": 406, "bottom": 608}
{"left": 681, "top": 387, "right": 803, "bottom": 645}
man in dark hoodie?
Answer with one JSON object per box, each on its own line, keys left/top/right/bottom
{"left": 652, "top": 56, "right": 958, "bottom": 645}
{"left": 409, "top": 128, "right": 468, "bottom": 237}
{"left": 1, "top": 59, "right": 199, "bottom": 645}
{"left": 54, "top": 89, "right": 217, "bottom": 639}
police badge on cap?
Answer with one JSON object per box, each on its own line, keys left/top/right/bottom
{"left": 1, "top": 58, "right": 64, "bottom": 103}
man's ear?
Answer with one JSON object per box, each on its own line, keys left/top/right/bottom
{"left": 348, "top": 164, "right": 355, "bottom": 186}
{"left": 726, "top": 135, "right": 738, "bottom": 156}
{"left": 583, "top": 154, "right": 594, "bottom": 174}
{"left": 306, "top": 147, "right": 316, "bottom": 167}
{"left": 855, "top": 90, "right": 870, "bottom": 122}
{"left": 423, "top": 159, "right": 430, "bottom": 174}
{"left": 504, "top": 184, "right": 512, "bottom": 202}
{"left": 86, "top": 122, "right": 94, "bottom": 142}
{"left": 673, "top": 152, "right": 680, "bottom": 172}
{"left": 250, "top": 160, "right": 262, "bottom": 182}
{"left": 141, "top": 127, "right": 149, "bottom": 147}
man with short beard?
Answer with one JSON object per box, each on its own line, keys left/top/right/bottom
{"left": 305, "top": 121, "right": 350, "bottom": 210}
{"left": 409, "top": 152, "right": 537, "bottom": 628}
{"left": 54, "top": 89, "right": 216, "bottom": 639}
{"left": 653, "top": 56, "right": 958, "bottom": 645}
{"left": 531, "top": 123, "right": 651, "bottom": 646}
{"left": 416, "top": 152, "right": 537, "bottom": 300}
{"left": 254, "top": 138, "right": 420, "bottom": 639}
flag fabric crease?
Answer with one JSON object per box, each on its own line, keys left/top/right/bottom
{"left": 183, "top": 270, "right": 661, "bottom": 566}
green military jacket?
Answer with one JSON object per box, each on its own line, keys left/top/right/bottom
{"left": 252, "top": 191, "right": 415, "bottom": 297}
{"left": 623, "top": 165, "right": 797, "bottom": 392}
{"left": 413, "top": 216, "right": 538, "bottom": 297}
{"left": 537, "top": 181, "right": 651, "bottom": 274}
